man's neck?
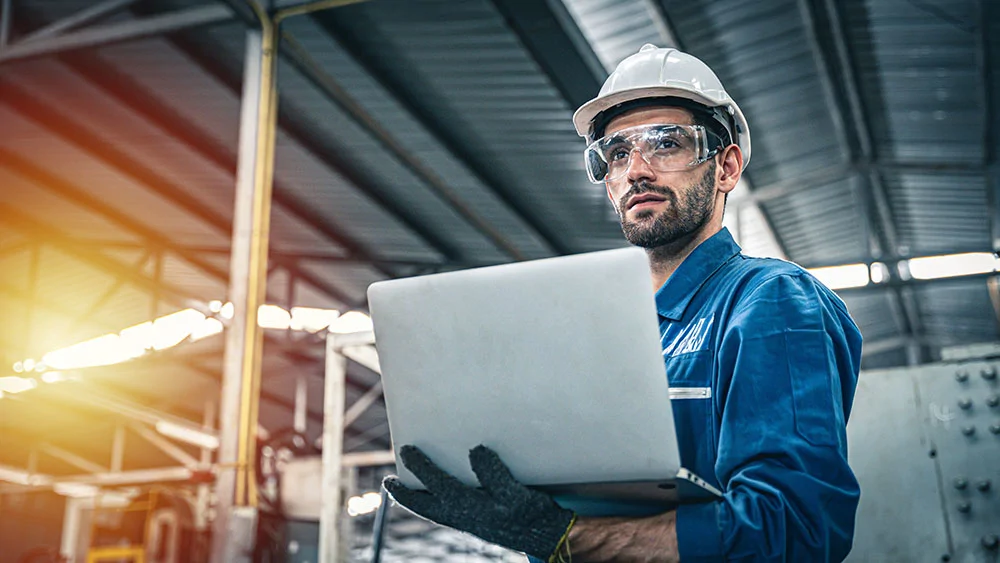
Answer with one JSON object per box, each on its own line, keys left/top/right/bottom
{"left": 647, "top": 225, "right": 721, "bottom": 290}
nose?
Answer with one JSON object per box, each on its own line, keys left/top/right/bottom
{"left": 624, "top": 147, "right": 655, "bottom": 184}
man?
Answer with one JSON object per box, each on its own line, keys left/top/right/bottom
{"left": 385, "top": 45, "right": 862, "bottom": 562}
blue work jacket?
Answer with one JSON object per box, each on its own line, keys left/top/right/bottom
{"left": 532, "top": 227, "right": 862, "bottom": 562}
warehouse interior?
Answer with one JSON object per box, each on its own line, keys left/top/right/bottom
{"left": 0, "top": 0, "right": 998, "bottom": 561}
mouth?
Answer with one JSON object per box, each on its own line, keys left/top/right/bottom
{"left": 625, "top": 192, "right": 668, "bottom": 212}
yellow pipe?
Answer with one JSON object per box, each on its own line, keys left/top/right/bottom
{"left": 234, "top": 0, "right": 279, "bottom": 508}
{"left": 231, "top": 0, "right": 372, "bottom": 508}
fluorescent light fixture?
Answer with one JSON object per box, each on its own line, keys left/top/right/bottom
{"left": 118, "top": 321, "right": 154, "bottom": 357}
{"left": 155, "top": 420, "right": 219, "bottom": 450}
{"left": 150, "top": 309, "right": 205, "bottom": 350}
{"left": 219, "top": 302, "right": 235, "bottom": 320}
{"left": 328, "top": 311, "right": 373, "bottom": 334}
{"left": 257, "top": 305, "right": 292, "bottom": 329}
{"left": 0, "top": 376, "right": 38, "bottom": 394}
{"left": 870, "top": 262, "right": 889, "bottom": 284}
{"left": 907, "top": 252, "right": 1000, "bottom": 280}
{"left": 43, "top": 334, "right": 136, "bottom": 370}
{"left": 347, "top": 491, "right": 383, "bottom": 516}
{"left": 290, "top": 307, "right": 340, "bottom": 333}
{"left": 190, "top": 317, "right": 224, "bottom": 341}
{"left": 54, "top": 482, "right": 99, "bottom": 498}
{"left": 807, "top": 263, "right": 870, "bottom": 290}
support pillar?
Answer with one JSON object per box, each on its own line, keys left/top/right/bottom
{"left": 211, "top": 11, "right": 280, "bottom": 560}
{"left": 320, "top": 334, "right": 347, "bottom": 562}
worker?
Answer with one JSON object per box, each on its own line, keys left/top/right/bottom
{"left": 384, "top": 44, "right": 862, "bottom": 562}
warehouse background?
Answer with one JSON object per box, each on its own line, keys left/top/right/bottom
{"left": 0, "top": 0, "right": 997, "bottom": 561}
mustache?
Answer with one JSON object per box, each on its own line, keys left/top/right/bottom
{"left": 617, "top": 181, "right": 676, "bottom": 212}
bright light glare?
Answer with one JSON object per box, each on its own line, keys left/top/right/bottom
{"left": 208, "top": 300, "right": 223, "bottom": 313}
{"left": 22, "top": 359, "right": 35, "bottom": 372}
{"left": 290, "top": 307, "right": 340, "bottom": 333}
{"left": 0, "top": 376, "right": 38, "bottom": 394}
{"left": 41, "top": 371, "right": 68, "bottom": 384}
{"left": 219, "top": 302, "right": 235, "bottom": 320}
{"left": 347, "top": 491, "right": 383, "bottom": 516}
{"left": 0, "top": 466, "right": 36, "bottom": 486}
{"left": 907, "top": 252, "right": 1000, "bottom": 280}
{"left": 155, "top": 420, "right": 220, "bottom": 450}
{"left": 118, "top": 321, "right": 154, "bottom": 357}
{"left": 190, "top": 317, "right": 224, "bottom": 341}
{"left": 11, "top": 361, "right": 23, "bottom": 373}
{"left": 42, "top": 334, "right": 134, "bottom": 370}
{"left": 807, "top": 263, "right": 870, "bottom": 290}
{"left": 870, "top": 262, "right": 889, "bottom": 284}
{"left": 151, "top": 309, "right": 206, "bottom": 350}
{"left": 257, "top": 305, "right": 292, "bottom": 329}
{"left": 328, "top": 311, "right": 373, "bottom": 334}
{"left": 54, "top": 482, "right": 99, "bottom": 498}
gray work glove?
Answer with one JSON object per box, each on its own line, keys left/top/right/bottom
{"left": 383, "top": 445, "right": 577, "bottom": 563}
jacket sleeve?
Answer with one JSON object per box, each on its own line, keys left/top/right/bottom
{"left": 676, "top": 273, "right": 862, "bottom": 562}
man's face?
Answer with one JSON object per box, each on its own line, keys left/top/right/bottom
{"left": 602, "top": 107, "right": 718, "bottom": 249}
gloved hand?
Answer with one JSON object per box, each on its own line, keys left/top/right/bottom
{"left": 384, "top": 444, "right": 577, "bottom": 563}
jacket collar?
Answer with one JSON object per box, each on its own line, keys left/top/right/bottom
{"left": 654, "top": 228, "right": 742, "bottom": 321}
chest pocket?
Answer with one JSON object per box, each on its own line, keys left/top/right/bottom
{"left": 664, "top": 350, "right": 718, "bottom": 486}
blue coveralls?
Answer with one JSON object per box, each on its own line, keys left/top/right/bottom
{"left": 533, "top": 227, "right": 863, "bottom": 562}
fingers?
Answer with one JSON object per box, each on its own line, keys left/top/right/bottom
{"left": 398, "top": 445, "right": 467, "bottom": 496}
{"left": 382, "top": 476, "right": 439, "bottom": 520}
{"left": 468, "top": 445, "right": 529, "bottom": 504}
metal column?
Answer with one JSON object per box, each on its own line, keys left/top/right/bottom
{"left": 211, "top": 6, "right": 280, "bottom": 559}
{"left": 320, "top": 334, "right": 348, "bottom": 562}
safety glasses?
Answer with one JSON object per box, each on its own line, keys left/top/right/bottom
{"left": 584, "top": 124, "right": 723, "bottom": 184}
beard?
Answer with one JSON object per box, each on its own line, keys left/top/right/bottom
{"left": 616, "top": 163, "right": 717, "bottom": 249}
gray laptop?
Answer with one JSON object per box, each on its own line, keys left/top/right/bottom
{"left": 367, "top": 247, "right": 721, "bottom": 515}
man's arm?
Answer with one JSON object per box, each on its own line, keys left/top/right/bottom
{"left": 564, "top": 273, "right": 862, "bottom": 562}
{"left": 566, "top": 511, "right": 679, "bottom": 563}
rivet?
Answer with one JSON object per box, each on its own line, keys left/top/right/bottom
{"left": 962, "top": 425, "right": 976, "bottom": 436}
{"left": 977, "top": 479, "right": 991, "bottom": 492}
{"left": 957, "top": 501, "right": 972, "bottom": 513}
{"left": 929, "top": 448, "right": 938, "bottom": 457}
{"left": 959, "top": 398, "right": 973, "bottom": 410}
{"left": 990, "top": 423, "right": 1000, "bottom": 435}
{"left": 954, "top": 477, "right": 968, "bottom": 490}
{"left": 982, "top": 366, "right": 998, "bottom": 381}
{"left": 987, "top": 395, "right": 999, "bottom": 408}
{"left": 956, "top": 371, "right": 970, "bottom": 383}
{"left": 982, "top": 534, "right": 999, "bottom": 550}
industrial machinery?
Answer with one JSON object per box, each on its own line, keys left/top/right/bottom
{"left": 85, "top": 489, "right": 206, "bottom": 563}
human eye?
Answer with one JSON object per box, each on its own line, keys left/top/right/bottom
{"left": 604, "top": 142, "right": 631, "bottom": 162}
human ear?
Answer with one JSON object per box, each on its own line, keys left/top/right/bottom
{"left": 716, "top": 145, "right": 743, "bottom": 195}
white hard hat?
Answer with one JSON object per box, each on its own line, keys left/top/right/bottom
{"left": 573, "top": 44, "right": 751, "bottom": 169}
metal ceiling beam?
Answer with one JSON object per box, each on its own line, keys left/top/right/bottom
{"left": 0, "top": 78, "right": 358, "bottom": 307}
{"left": 205, "top": 0, "right": 527, "bottom": 261}
{"left": 311, "top": 9, "right": 574, "bottom": 255}
{"left": 19, "top": 0, "right": 139, "bottom": 42}
{"left": 802, "top": 0, "right": 926, "bottom": 363}
{"left": 490, "top": 0, "right": 605, "bottom": 110}
{"left": 23, "top": 34, "right": 399, "bottom": 281}
{"left": 978, "top": 0, "right": 999, "bottom": 253}
{"left": 276, "top": 32, "right": 527, "bottom": 261}
{"left": 642, "top": 1, "right": 790, "bottom": 258}
{"left": 0, "top": 4, "right": 234, "bottom": 64}
{"left": 138, "top": 17, "right": 466, "bottom": 265}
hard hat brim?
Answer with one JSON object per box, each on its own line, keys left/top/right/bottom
{"left": 572, "top": 86, "right": 724, "bottom": 138}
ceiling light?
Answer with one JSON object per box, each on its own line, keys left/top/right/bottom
{"left": 907, "top": 252, "right": 1000, "bottom": 280}
{"left": 869, "top": 262, "right": 889, "bottom": 284}
{"left": 208, "top": 300, "right": 223, "bottom": 313}
{"left": 150, "top": 309, "right": 205, "bottom": 350}
{"left": 328, "top": 311, "right": 373, "bottom": 334}
{"left": 0, "top": 376, "right": 38, "bottom": 394}
{"left": 219, "top": 302, "right": 235, "bottom": 320}
{"left": 43, "top": 334, "right": 135, "bottom": 370}
{"left": 257, "top": 305, "right": 292, "bottom": 330}
{"left": 54, "top": 482, "right": 100, "bottom": 498}
{"left": 41, "top": 371, "right": 68, "bottom": 384}
{"left": 290, "top": 307, "right": 340, "bottom": 332}
{"left": 11, "top": 361, "right": 23, "bottom": 373}
{"left": 155, "top": 420, "right": 219, "bottom": 450}
{"left": 190, "top": 317, "right": 224, "bottom": 341}
{"left": 807, "top": 263, "right": 870, "bottom": 290}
